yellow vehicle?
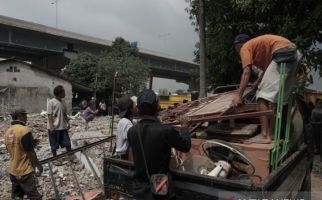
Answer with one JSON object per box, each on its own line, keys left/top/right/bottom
{"left": 159, "top": 94, "right": 191, "bottom": 109}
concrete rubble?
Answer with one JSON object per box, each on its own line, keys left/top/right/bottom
{"left": 0, "top": 113, "right": 118, "bottom": 199}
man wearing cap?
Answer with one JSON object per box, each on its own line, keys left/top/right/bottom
{"left": 4, "top": 108, "right": 43, "bottom": 199}
{"left": 127, "top": 89, "right": 191, "bottom": 199}
{"left": 233, "top": 34, "right": 301, "bottom": 143}
{"left": 115, "top": 96, "right": 136, "bottom": 159}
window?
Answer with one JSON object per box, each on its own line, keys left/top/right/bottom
{"left": 6, "top": 66, "right": 20, "bottom": 72}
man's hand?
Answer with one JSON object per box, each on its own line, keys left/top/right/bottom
{"left": 33, "top": 139, "right": 40, "bottom": 147}
{"left": 232, "top": 94, "right": 242, "bottom": 107}
{"left": 36, "top": 165, "right": 43, "bottom": 176}
{"left": 48, "top": 127, "right": 54, "bottom": 134}
{"left": 249, "top": 85, "right": 258, "bottom": 95}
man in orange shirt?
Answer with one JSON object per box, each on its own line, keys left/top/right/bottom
{"left": 233, "top": 34, "right": 301, "bottom": 143}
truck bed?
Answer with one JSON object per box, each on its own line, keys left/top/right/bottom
{"left": 104, "top": 143, "right": 311, "bottom": 199}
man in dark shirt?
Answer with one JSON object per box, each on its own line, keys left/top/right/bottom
{"left": 311, "top": 99, "right": 322, "bottom": 160}
{"left": 127, "top": 89, "right": 191, "bottom": 200}
{"left": 4, "top": 108, "right": 43, "bottom": 199}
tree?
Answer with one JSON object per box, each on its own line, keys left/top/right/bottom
{"left": 97, "top": 37, "right": 150, "bottom": 96}
{"left": 186, "top": 0, "right": 322, "bottom": 90}
{"left": 198, "top": 0, "right": 206, "bottom": 97}
{"left": 63, "top": 52, "right": 98, "bottom": 88}
{"left": 63, "top": 37, "right": 150, "bottom": 98}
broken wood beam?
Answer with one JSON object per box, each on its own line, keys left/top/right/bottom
{"left": 165, "top": 110, "right": 273, "bottom": 125}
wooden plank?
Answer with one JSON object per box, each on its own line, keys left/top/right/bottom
{"left": 187, "top": 91, "right": 236, "bottom": 117}
{"left": 206, "top": 123, "right": 259, "bottom": 136}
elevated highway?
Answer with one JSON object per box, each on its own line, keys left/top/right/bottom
{"left": 0, "top": 15, "right": 198, "bottom": 83}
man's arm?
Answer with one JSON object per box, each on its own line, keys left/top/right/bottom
{"left": 233, "top": 66, "right": 251, "bottom": 106}
{"left": 22, "top": 133, "right": 43, "bottom": 174}
{"left": 48, "top": 114, "right": 54, "bottom": 132}
{"left": 47, "top": 101, "right": 54, "bottom": 132}
{"left": 166, "top": 116, "right": 191, "bottom": 153}
{"left": 166, "top": 127, "right": 191, "bottom": 153}
{"left": 251, "top": 71, "right": 264, "bottom": 92}
{"left": 123, "top": 121, "right": 133, "bottom": 139}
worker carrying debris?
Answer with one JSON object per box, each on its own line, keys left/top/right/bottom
{"left": 4, "top": 108, "right": 43, "bottom": 200}
{"left": 233, "top": 34, "right": 302, "bottom": 143}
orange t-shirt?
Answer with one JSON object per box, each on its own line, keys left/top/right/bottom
{"left": 239, "top": 34, "right": 296, "bottom": 71}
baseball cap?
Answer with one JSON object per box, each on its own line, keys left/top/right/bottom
{"left": 137, "top": 89, "right": 158, "bottom": 115}
{"left": 234, "top": 34, "right": 250, "bottom": 44}
{"left": 117, "top": 96, "right": 133, "bottom": 118}
{"left": 137, "top": 89, "right": 157, "bottom": 107}
{"left": 10, "top": 108, "right": 27, "bottom": 117}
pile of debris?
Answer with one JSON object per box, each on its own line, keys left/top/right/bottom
{"left": 159, "top": 89, "right": 268, "bottom": 143}
{"left": 0, "top": 113, "right": 117, "bottom": 199}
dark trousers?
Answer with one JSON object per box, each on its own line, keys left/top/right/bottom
{"left": 10, "top": 172, "right": 42, "bottom": 200}
{"left": 312, "top": 124, "right": 322, "bottom": 160}
{"left": 48, "top": 129, "right": 71, "bottom": 156}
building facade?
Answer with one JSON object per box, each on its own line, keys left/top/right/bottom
{"left": 0, "top": 59, "right": 72, "bottom": 113}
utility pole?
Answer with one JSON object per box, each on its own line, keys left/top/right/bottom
{"left": 51, "top": 0, "right": 59, "bottom": 28}
{"left": 199, "top": 0, "right": 206, "bottom": 98}
{"left": 109, "top": 71, "right": 118, "bottom": 152}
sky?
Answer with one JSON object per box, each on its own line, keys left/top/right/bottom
{"left": 309, "top": 70, "right": 322, "bottom": 91}
{"left": 0, "top": 0, "right": 198, "bottom": 92}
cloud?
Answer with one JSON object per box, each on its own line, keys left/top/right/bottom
{"left": 0, "top": 0, "right": 196, "bottom": 91}
{"left": 0, "top": 0, "right": 198, "bottom": 60}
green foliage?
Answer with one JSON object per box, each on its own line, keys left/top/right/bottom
{"left": 63, "top": 52, "right": 98, "bottom": 88}
{"left": 63, "top": 37, "right": 150, "bottom": 97}
{"left": 97, "top": 37, "right": 149, "bottom": 96}
{"left": 186, "top": 0, "right": 322, "bottom": 89}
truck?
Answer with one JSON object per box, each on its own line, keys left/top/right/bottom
{"left": 103, "top": 88, "right": 314, "bottom": 200}
{"left": 159, "top": 94, "right": 191, "bottom": 110}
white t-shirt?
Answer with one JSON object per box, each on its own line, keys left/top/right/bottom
{"left": 115, "top": 118, "right": 133, "bottom": 155}
{"left": 99, "top": 102, "right": 106, "bottom": 111}
{"left": 47, "top": 98, "right": 68, "bottom": 130}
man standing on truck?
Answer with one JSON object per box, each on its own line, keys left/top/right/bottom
{"left": 127, "top": 89, "right": 191, "bottom": 199}
{"left": 233, "top": 34, "right": 301, "bottom": 143}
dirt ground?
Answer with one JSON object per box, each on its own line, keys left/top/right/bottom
{"left": 1, "top": 113, "right": 322, "bottom": 199}
{"left": 0, "top": 114, "right": 115, "bottom": 199}
{"left": 312, "top": 155, "right": 322, "bottom": 200}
